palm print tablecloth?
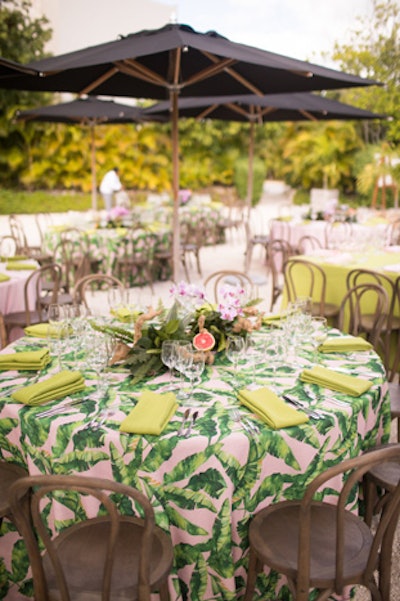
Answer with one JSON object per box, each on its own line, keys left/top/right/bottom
{"left": 0, "top": 327, "right": 391, "bottom": 601}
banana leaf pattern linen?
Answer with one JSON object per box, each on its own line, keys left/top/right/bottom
{"left": 0, "top": 328, "right": 391, "bottom": 601}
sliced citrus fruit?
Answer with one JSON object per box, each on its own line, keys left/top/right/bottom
{"left": 193, "top": 330, "right": 215, "bottom": 351}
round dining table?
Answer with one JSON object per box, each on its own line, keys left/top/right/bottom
{"left": 0, "top": 321, "right": 391, "bottom": 601}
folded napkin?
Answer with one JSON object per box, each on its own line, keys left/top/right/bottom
{"left": 262, "top": 313, "right": 283, "bottom": 326}
{"left": 0, "top": 348, "right": 51, "bottom": 371}
{"left": 11, "top": 370, "right": 86, "bottom": 406}
{"left": 6, "top": 261, "right": 37, "bottom": 271}
{"left": 119, "top": 390, "right": 178, "bottom": 435}
{"left": 319, "top": 337, "right": 372, "bottom": 353}
{"left": 24, "top": 323, "right": 61, "bottom": 339}
{"left": 0, "top": 254, "right": 29, "bottom": 262}
{"left": 0, "top": 273, "right": 10, "bottom": 282}
{"left": 300, "top": 365, "right": 372, "bottom": 397}
{"left": 110, "top": 307, "right": 141, "bottom": 323}
{"left": 238, "top": 387, "right": 308, "bottom": 429}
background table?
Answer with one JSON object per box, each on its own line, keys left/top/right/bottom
{"left": 0, "top": 326, "right": 391, "bottom": 601}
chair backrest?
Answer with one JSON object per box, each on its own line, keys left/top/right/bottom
{"left": 8, "top": 214, "right": 29, "bottom": 255}
{"left": 338, "top": 282, "right": 389, "bottom": 350}
{"left": 24, "top": 264, "right": 61, "bottom": 324}
{"left": 296, "top": 444, "right": 400, "bottom": 596}
{"left": 73, "top": 274, "right": 125, "bottom": 310}
{"left": 283, "top": 258, "right": 328, "bottom": 315}
{"left": 203, "top": 270, "right": 254, "bottom": 303}
{"left": 8, "top": 474, "right": 165, "bottom": 601}
{"left": 297, "top": 234, "right": 324, "bottom": 255}
{"left": 0, "top": 234, "right": 18, "bottom": 258}
{"left": 53, "top": 238, "right": 89, "bottom": 293}
{"left": 386, "top": 218, "right": 400, "bottom": 246}
{"left": 0, "top": 313, "right": 7, "bottom": 350}
{"left": 267, "top": 238, "right": 294, "bottom": 310}
{"left": 346, "top": 267, "right": 396, "bottom": 329}
{"left": 324, "top": 221, "right": 353, "bottom": 249}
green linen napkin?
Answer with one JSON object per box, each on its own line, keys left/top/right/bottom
{"left": 0, "top": 348, "right": 51, "bottom": 371}
{"left": 0, "top": 273, "right": 10, "bottom": 282}
{"left": 319, "top": 337, "right": 373, "bottom": 353}
{"left": 262, "top": 313, "right": 283, "bottom": 326}
{"left": 119, "top": 390, "right": 178, "bottom": 435}
{"left": 300, "top": 365, "right": 372, "bottom": 397}
{"left": 110, "top": 307, "right": 141, "bottom": 323}
{"left": 24, "top": 323, "right": 59, "bottom": 339}
{"left": 0, "top": 255, "right": 29, "bottom": 262}
{"left": 237, "top": 387, "right": 309, "bottom": 429}
{"left": 5, "top": 261, "right": 37, "bottom": 271}
{"left": 11, "top": 370, "right": 86, "bottom": 406}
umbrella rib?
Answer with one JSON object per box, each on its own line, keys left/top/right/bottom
{"left": 117, "top": 59, "right": 168, "bottom": 86}
{"left": 202, "top": 51, "right": 264, "bottom": 95}
{"left": 299, "top": 109, "right": 318, "bottom": 121}
{"left": 183, "top": 57, "right": 237, "bottom": 87}
{"left": 80, "top": 67, "right": 119, "bottom": 95}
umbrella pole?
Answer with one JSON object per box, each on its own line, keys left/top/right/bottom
{"left": 246, "top": 120, "right": 255, "bottom": 221}
{"left": 90, "top": 125, "right": 97, "bottom": 211}
{"left": 171, "top": 91, "right": 180, "bottom": 282}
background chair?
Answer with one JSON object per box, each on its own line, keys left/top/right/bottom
{"left": 346, "top": 268, "right": 400, "bottom": 374}
{"left": 180, "top": 218, "right": 206, "bottom": 281}
{"left": 267, "top": 238, "right": 294, "bottom": 312}
{"left": 284, "top": 258, "right": 340, "bottom": 323}
{"left": 324, "top": 221, "right": 353, "bottom": 249}
{"left": 297, "top": 234, "right": 324, "bottom": 255}
{"left": 338, "top": 282, "right": 389, "bottom": 353}
{"left": 203, "top": 270, "right": 255, "bottom": 303}
{"left": 244, "top": 220, "right": 269, "bottom": 271}
{"left": 9, "top": 474, "right": 174, "bottom": 601}
{"left": 115, "top": 228, "right": 155, "bottom": 292}
{"left": 73, "top": 274, "right": 125, "bottom": 312}
{"left": 8, "top": 213, "right": 52, "bottom": 265}
{"left": 3, "top": 263, "right": 61, "bottom": 344}
{"left": 244, "top": 444, "right": 400, "bottom": 601}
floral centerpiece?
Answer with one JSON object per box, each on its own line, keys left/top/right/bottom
{"left": 106, "top": 206, "right": 130, "bottom": 228}
{"left": 97, "top": 281, "right": 263, "bottom": 384}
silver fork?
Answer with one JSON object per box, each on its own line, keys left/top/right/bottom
{"left": 231, "top": 409, "right": 257, "bottom": 435}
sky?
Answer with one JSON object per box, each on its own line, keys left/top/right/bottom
{"left": 167, "top": 0, "right": 376, "bottom": 65}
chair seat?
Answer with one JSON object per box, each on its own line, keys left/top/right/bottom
{"left": 43, "top": 516, "right": 173, "bottom": 600}
{"left": 311, "top": 302, "right": 340, "bottom": 319}
{"left": 250, "top": 501, "right": 373, "bottom": 588}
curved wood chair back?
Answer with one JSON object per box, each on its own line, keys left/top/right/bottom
{"left": 203, "top": 270, "right": 254, "bottom": 303}
{"left": 267, "top": 238, "right": 294, "bottom": 311}
{"left": 0, "top": 234, "right": 18, "bottom": 258}
{"left": 244, "top": 444, "right": 400, "bottom": 601}
{"left": 324, "top": 221, "right": 353, "bottom": 249}
{"left": 297, "top": 234, "right": 324, "bottom": 255}
{"left": 0, "top": 461, "right": 28, "bottom": 528}
{"left": 338, "top": 282, "right": 389, "bottom": 351}
{"left": 53, "top": 237, "right": 90, "bottom": 294}
{"left": 73, "top": 274, "right": 125, "bottom": 311}
{"left": 9, "top": 474, "right": 173, "bottom": 601}
{"left": 115, "top": 228, "right": 156, "bottom": 291}
{"left": 283, "top": 258, "right": 340, "bottom": 321}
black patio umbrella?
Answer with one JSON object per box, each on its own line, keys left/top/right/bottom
{"left": 144, "top": 92, "right": 387, "bottom": 214}
{"left": 16, "top": 97, "right": 146, "bottom": 211}
{"left": 0, "top": 23, "right": 381, "bottom": 280}
{"left": 0, "top": 56, "right": 39, "bottom": 78}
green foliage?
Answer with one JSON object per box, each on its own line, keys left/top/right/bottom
{"left": 233, "top": 157, "right": 265, "bottom": 205}
{"left": 0, "top": 188, "right": 91, "bottom": 214}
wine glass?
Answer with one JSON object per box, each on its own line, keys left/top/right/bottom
{"left": 174, "top": 341, "right": 194, "bottom": 400}
{"left": 183, "top": 351, "right": 206, "bottom": 406}
{"left": 161, "top": 340, "right": 178, "bottom": 390}
{"left": 84, "top": 332, "right": 109, "bottom": 399}
{"left": 264, "top": 329, "right": 286, "bottom": 391}
{"left": 225, "top": 335, "right": 246, "bottom": 387}
{"left": 308, "top": 316, "right": 328, "bottom": 362}
{"left": 47, "top": 303, "right": 68, "bottom": 370}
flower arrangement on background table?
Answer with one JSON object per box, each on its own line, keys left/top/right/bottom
{"left": 106, "top": 205, "right": 131, "bottom": 228}
{"left": 98, "top": 281, "right": 263, "bottom": 383}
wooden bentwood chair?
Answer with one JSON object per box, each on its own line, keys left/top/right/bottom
{"left": 0, "top": 461, "right": 28, "bottom": 529}
{"left": 244, "top": 444, "right": 400, "bottom": 601}
{"left": 9, "top": 474, "right": 174, "bottom": 601}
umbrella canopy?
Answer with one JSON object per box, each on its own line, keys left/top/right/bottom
{"left": 15, "top": 97, "right": 145, "bottom": 210}
{"left": 0, "top": 23, "right": 381, "bottom": 280}
{"left": 0, "top": 56, "right": 39, "bottom": 78}
{"left": 144, "top": 92, "right": 386, "bottom": 213}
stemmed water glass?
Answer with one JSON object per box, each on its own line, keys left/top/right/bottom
{"left": 308, "top": 316, "right": 328, "bottom": 362}
{"left": 84, "top": 331, "right": 109, "bottom": 399}
{"left": 47, "top": 303, "right": 68, "bottom": 370}
{"left": 161, "top": 340, "right": 178, "bottom": 390}
{"left": 182, "top": 351, "right": 206, "bottom": 406}
{"left": 264, "top": 329, "right": 286, "bottom": 391}
{"left": 174, "top": 341, "right": 194, "bottom": 400}
{"left": 225, "top": 335, "right": 246, "bottom": 387}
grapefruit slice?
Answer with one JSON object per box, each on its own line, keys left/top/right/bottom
{"left": 193, "top": 330, "right": 215, "bottom": 351}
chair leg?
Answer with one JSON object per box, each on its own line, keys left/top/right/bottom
{"left": 378, "top": 508, "right": 399, "bottom": 601}
{"left": 243, "top": 548, "right": 261, "bottom": 601}
{"left": 363, "top": 475, "right": 378, "bottom": 527}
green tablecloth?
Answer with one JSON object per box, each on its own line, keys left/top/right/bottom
{"left": 0, "top": 326, "right": 390, "bottom": 600}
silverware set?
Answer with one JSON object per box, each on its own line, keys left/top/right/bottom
{"left": 36, "top": 397, "right": 85, "bottom": 418}
{"left": 178, "top": 409, "right": 199, "bottom": 438}
{"left": 231, "top": 409, "right": 260, "bottom": 435}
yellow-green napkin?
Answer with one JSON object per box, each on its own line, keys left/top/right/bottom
{"left": 0, "top": 255, "right": 29, "bottom": 262}
{"left": 319, "top": 337, "right": 373, "bottom": 353}
{"left": 237, "top": 387, "right": 309, "bottom": 429}
{"left": 262, "top": 313, "right": 283, "bottom": 326}
{"left": 119, "top": 390, "right": 178, "bottom": 435}
{"left": 110, "top": 307, "right": 141, "bottom": 323}
{"left": 24, "top": 323, "right": 59, "bottom": 339}
{"left": 0, "top": 348, "right": 51, "bottom": 371}
{"left": 6, "top": 261, "right": 37, "bottom": 271}
{"left": 11, "top": 370, "right": 86, "bottom": 406}
{"left": 0, "top": 273, "right": 10, "bottom": 282}
{"left": 300, "top": 365, "right": 372, "bottom": 397}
